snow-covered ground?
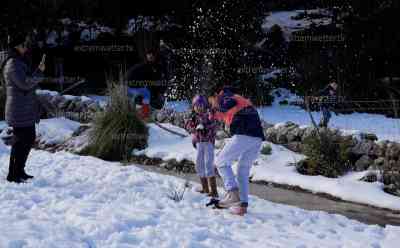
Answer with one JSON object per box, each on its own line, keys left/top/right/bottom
{"left": 1, "top": 143, "right": 400, "bottom": 247}
{"left": 139, "top": 123, "right": 400, "bottom": 211}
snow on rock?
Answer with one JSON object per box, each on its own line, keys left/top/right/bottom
{"left": 0, "top": 148, "right": 399, "bottom": 247}
{"left": 37, "top": 118, "right": 81, "bottom": 145}
{"left": 263, "top": 9, "right": 332, "bottom": 41}
{"left": 87, "top": 95, "right": 109, "bottom": 108}
{"left": 36, "top": 89, "right": 59, "bottom": 96}
{"left": 271, "top": 88, "right": 302, "bottom": 105}
{"left": 261, "top": 68, "right": 282, "bottom": 81}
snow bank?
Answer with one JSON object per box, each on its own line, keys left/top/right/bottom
{"left": 37, "top": 118, "right": 81, "bottom": 145}
{"left": 135, "top": 123, "right": 195, "bottom": 162}
{"left": 0, "top": 149, "right": 399, "bottom": 247}
{"left": 252, "top": 142, "right": 400, "bottom": 211}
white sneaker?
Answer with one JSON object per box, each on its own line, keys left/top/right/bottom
{"left": 217, "top": 190, "right": 240, "bottom": 209}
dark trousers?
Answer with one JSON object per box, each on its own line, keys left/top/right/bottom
{"left": 320, "top": 106, "right": 332, "bottom": 127}
{"left": 8, "top": 126, "right": 36, "bottom": 177}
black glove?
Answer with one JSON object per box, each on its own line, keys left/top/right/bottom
{"left": 192, "top": 140, "right": 197, "bottom": 149}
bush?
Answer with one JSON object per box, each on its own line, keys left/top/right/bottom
{"left": 296, "top": 129, "right": 353, "bottom": 178}
{"left": 381, "top": 160, "right": 400, "bottom": 197}
{"left": 279, "top": 100, "right": 289, "bottom": 105}
{"left": 261, "top": 144, "right": 272, "bottom": 155}
{"left": 82, "top": 82, "right": 148, "bottom": 161}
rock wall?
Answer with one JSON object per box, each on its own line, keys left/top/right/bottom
{"left": 37, "top": 91, "right": 103, "bottom": 123}
{"left": 154, "top": 108, "right": 400, "bottom": 173}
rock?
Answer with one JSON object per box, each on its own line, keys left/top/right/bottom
{"left": 286, "top": 142, "right": 303, "bottom": 153}
{"left": 354, "top": 155, "right": 373, "bottom": 171}
{"left": 57, "top": 98, "right": 71, "bottom": 109}
{"left": 276, "top": 132, "right": 288, "bottom": 144}
{"left": 369, "top": 143, "right": 382, "bottom": 158}
{"left": 88, "top": 102, "right": 101, "bottom": 112}
{"left": 385, "top": 143, "right": 400, "bottom": 160}
{"left": 261, "top": 121, "right": 274, "bottom": 130}
{"left": 301, "top": 127, "right": 316, "bottom": 140}
{"left": 265, "top": 128, "right": 277, "bottom": 143}
{"left": 360, "top": 172, "right": 378, "bottom": 183}
{"left": 350, "top": 141, "right": 375, "bottom": 156}
{"left": 360, "top": 132, "right": 378, "bottom": 141}
{"left": 287, "top": 126, "right": 303, "bottom": 142}
{"left": 50, "top": 95, "right": 64, "bottom": 106}
{"left": 374, "top": 157, "right": 385, "bottom": 167}
{"left": 285, "top": 121, "right": 297, "bottom": 127}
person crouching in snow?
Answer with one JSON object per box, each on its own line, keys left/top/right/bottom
{"left": 185, "top": 95, "right": 218, "bottom": 199}
{"left": 208, "top": 86, "right": 265, "bottom": 216}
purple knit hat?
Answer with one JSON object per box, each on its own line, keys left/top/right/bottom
{"left": 192, "top": 95, "right": 208, "bottom": 108}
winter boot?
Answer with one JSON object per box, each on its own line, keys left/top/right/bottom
{"left": 230, "top": 205, "right": 248, "bottom": 216}
{"left": 20, "top": 171, "right": 34, "bottom": 180}
{"left": 6, "top": 166, "right": 25, "bottom": 183}
{"left": 217, "top": 189, "right": 240, "bottom": 209}
{"left": 208, "top": 176, "right": 219, "bottom": 198}
{"left": 195, "top": 177, "right": 210, "bottom": 194}
{"left": 7, "top": 157, "right": 24, "bottom": 183}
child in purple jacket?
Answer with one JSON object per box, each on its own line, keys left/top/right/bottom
{"left": 185, "top": 95, "right": 218, "bottom": 198}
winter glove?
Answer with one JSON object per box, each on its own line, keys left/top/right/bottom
{"left": 196, "top": 124, "right": 204, "bottom": 130}
{"left": 192, "top": 140, "right": 197, "bottom": 149}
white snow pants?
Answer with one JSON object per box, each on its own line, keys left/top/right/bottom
{"left": 216, "top": 135, "right": 262, "bottom": 205}
{"left": 196, "top": 142, "right": 215, "bottom": 177}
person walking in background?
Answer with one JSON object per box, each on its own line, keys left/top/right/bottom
{"left": 125, "top": 49, "right": 164, "bottom": 118}
{"left": 1, "top": 32, "right": 45, "bottom": 183}
{"left": 185, "top": 95, "right": 219, "bottom": 199}
{"left": 208, "top": 86, "right": 265, "bottom": 216}
{"left": 319, "top": 80, "right": 338, "bottom": 127}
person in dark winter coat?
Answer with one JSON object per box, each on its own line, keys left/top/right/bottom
{"left": 319, "top": 80, "right": 338, "bottom": 127}
{"left": 185, "top": 95, "right": 218, "bottom": 198}
{"left": 1, "top": 33, "right": 45, "bottom": 183}
{"left": 125, "top": 49, "right": 164, "bottom": 110}
{"left": 208, "top": 86, "right": 265, "bottom": 216}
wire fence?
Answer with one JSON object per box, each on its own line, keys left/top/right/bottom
{"left": 302, "top": 97, "right": 400, "bottom": 117}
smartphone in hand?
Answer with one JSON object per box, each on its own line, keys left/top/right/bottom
{"left": 40, "top": 54, "right": 46, "bottom": 65}
{"left": 38, "top": 54, "right": 46, "bottom": 72}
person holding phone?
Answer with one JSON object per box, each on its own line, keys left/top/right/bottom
{"left": 1, "top": 32, "right": 45, "bottom": 183}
